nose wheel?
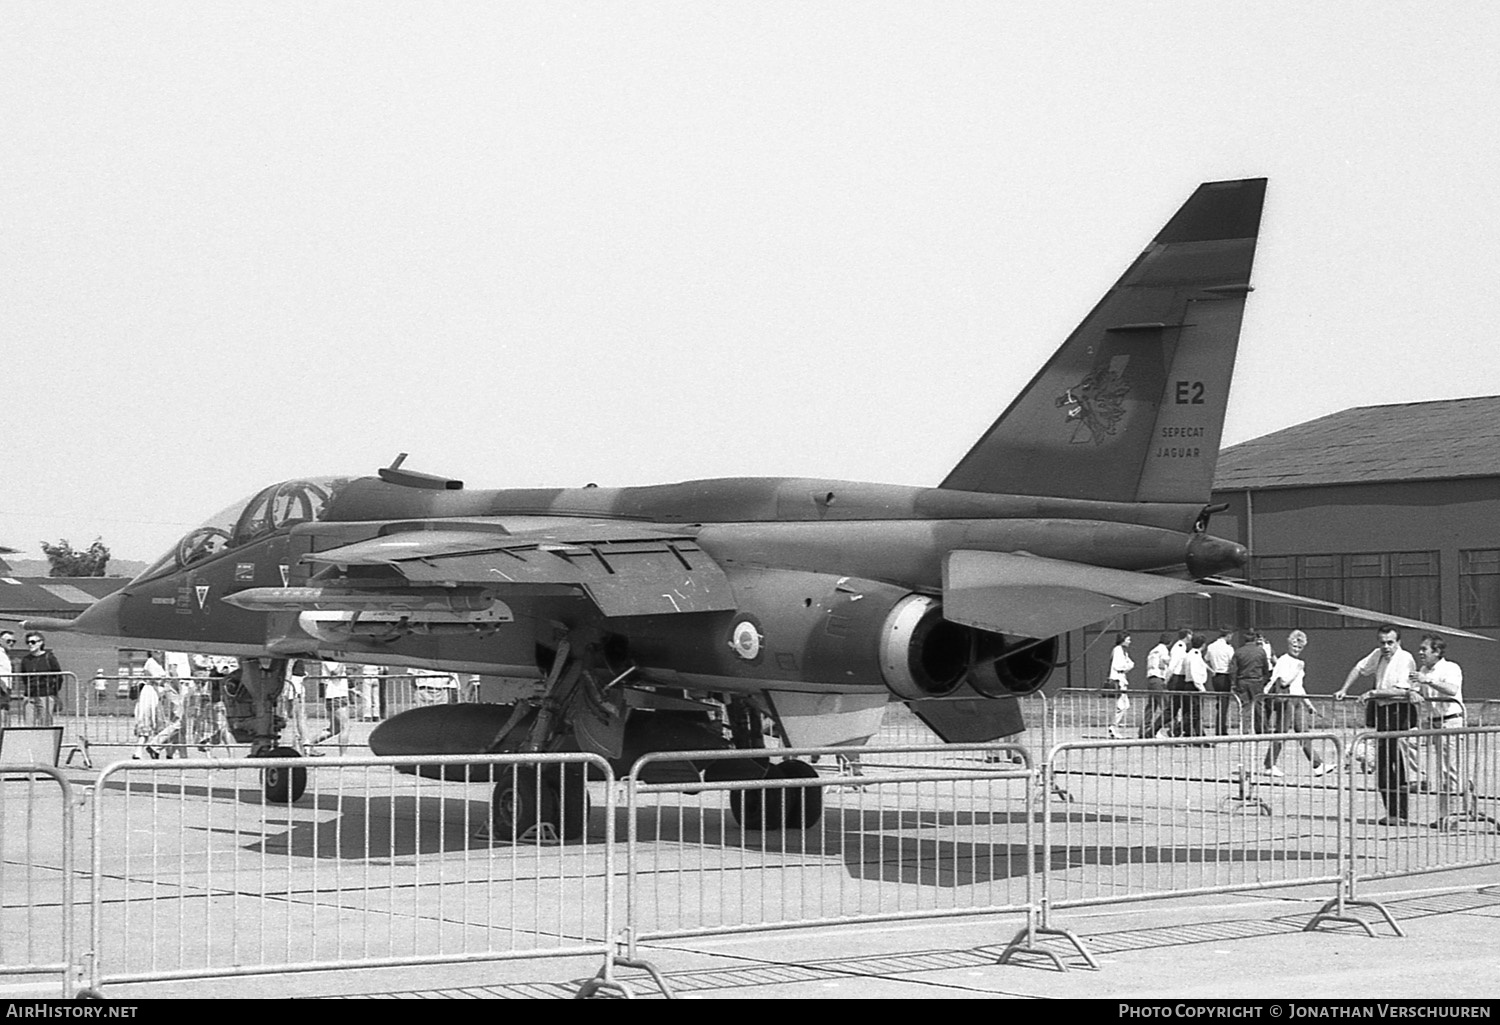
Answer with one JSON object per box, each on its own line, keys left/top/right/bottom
{"left": 256, "top": 746, "right": 308, "bottom": 804}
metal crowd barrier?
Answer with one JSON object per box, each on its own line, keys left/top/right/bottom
{"left": 619, "top": 744, "right": 1042, "bottom": 987}
{"left": 1040, "top": 733, "right": 1346, "bottom": 910}
{"left": 86, "top": 751, "right": 626, "bottom": 998}
{"left": 0, "top": 764, "right": 77, "bottom": 998}
{"left": 299, "top": 673, "right": 474, "bottom": 722}
{"left": 61, "top": 674, "right": 228, "bottom": 765}
{"left": 2, "top": 672, "right": 81, "bottom": 756}
{"left": 1335, "top": 725, "right": 1500, "bottom": 935}
{"left": 1048, "top": 685, "right": 1253, "bottom": 745}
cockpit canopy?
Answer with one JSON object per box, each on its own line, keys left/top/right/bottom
{"left": 135, "top": 477, "right": 351, "bottom": 583}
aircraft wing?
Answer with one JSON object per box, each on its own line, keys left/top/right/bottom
{"left": 943, "top": 550, "right": 1490, "bottom": 640}
{"left": 295, "top": 522, "right": 736, "bottom": 617}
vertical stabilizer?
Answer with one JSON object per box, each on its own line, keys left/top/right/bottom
{"left": 940, "top": 178, "right": 1265, "bottom": 504}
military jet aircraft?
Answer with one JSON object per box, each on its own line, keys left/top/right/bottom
{"left": 33, "top": 177, "right": 1479, "bottom": 837}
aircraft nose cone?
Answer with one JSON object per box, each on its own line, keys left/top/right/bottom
{"left": 28, "top": 589, "right": 127, "bottom": 640}
{"left": 1185, "top": 534, "right": 1247, "bottom": 579}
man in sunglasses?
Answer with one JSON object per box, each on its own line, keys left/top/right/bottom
{"left": 18, "top": 630, "right": 64, "bottom": 726}
{"left": 19, "top": 632, "right": 65, "bottom": 727}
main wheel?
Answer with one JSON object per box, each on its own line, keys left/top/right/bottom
{"left": 260, "top": 746, "right": 307, "bottom": 804}
{"left": 762, "top": 759, "right": 822, "bottom": 830}
{"left": 550, "top": 762, "right": 590, "bottom": 842}
{"left": 491, "top": 764, "right": 590, "bottom": 843}
{"left": 724, "top": 759, "right": 821, "bottom": 831}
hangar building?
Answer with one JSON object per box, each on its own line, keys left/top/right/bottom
{"left": 1072, "top": 396, "right": 1500, "bottom": 702}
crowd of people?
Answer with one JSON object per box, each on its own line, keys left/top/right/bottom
{"left": 1106, "top": 623, "right": 1470, "bottom": 826}
{"left": 123, "top": 656, "right": 470, "bottom": 759}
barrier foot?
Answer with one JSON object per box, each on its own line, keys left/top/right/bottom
{"left": 65, "top": 737, "right": 94, "bottom": 769}
{"left": 996, "top": 923, "right": 1099, "bottom": 972}
{"left": 1304, "top": 896, "right": 1404, "bottom": 938}
{"left": 577, "top": 956, "right": 674, "bottom": 999}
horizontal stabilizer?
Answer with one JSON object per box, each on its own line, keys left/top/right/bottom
{"left": 942, "top": 549, "right": 1491, "bottom": 641}
{"left": 944, "top": 550, "right": 1204, "bottom": 636}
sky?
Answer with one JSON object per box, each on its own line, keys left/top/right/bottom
{"left": 3, "top": 2, "right": 1498, "bottom": 564}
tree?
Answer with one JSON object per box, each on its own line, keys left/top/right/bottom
{"left": 40, "top": 538, "right": 111, "bottom": 577}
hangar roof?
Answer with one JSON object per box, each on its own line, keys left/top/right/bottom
{"left": 0, "top": 576, "right": 126, "bottom": 615}
{"left": 1214, "top": 395, "right": 1500, "bottom": 491}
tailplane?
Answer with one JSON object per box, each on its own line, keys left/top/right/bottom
{"left": 941, "top": 178, "right": 1266, "bottom": 504}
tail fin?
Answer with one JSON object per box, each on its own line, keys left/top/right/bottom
{"left": 940, "top": 178, "right": 1266, "bottom": 503}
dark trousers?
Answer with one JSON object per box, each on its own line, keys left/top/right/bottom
{"left": 1163, "top": 675, "right": 1201, "bottom": 737}
{"left": 1373, "top": 700, "right": 1417, "bottom": 820}
{"left": 1138, "top": 677, "right": 1168, "bottom": 737}
{"left": 1211, "top": 673, "right": 1234, "bottom": 734}
{"left": 1145, "top": 675, "right": 1189, "bottom": 737}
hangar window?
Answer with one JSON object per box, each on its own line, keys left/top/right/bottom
{"left": 1249, "top": 551, "right": 1440, "bottom": 630}
{"left": 1248, "top": 556, "right": 1295, "bottom": 629}
{"left": 1460, "top": 550, "right": 1500, "bottom": 628}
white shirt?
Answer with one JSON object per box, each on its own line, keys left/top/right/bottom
{"left": 321, "top": 661, "right": 349, "bottom": 700}
{"left": 1166, "top": 643, "right": 1187, "bottom": 678}
{"left": 163, "top": 652, "right": 193, "bottom": 678}
{"left": 0, "top": 648, "right": 11, "bottom": 690}
{"left": 1185, "top": 650, "right": 1210, "bottom": 691}
{"left": 1206, "top": 637, "right": 1235, "bottom": 675}
{"left": 1353, "top": 646, "right": 1417, "bottom": 694}
{"left": 1109, "top": 644, "right": 1134, "bottom": 687}
{"left": 1417, "top": 658, "right": 1463, "bottom": 716}
{"left": 141, "top": 656, "right": 167, "bottom": 679}
{"left": 1145, "top": 643, "right": 1170, "bottom": 680}
{"left": 1269, "top": 654, "right": 1307, "bottom": 695}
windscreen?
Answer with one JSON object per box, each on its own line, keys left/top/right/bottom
{"left": 133, "top": 477, "right": 351, "bottom": 583}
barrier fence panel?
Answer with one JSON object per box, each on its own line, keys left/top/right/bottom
{"left": 1345, "top": 726, "right": 1500, "bottom": 890}
{"left": 3, "top": 673, "right": 82, "bottom": 763}
{"left": 623, "top": 744, "right": 1035, "bottom": 958}
{"left": 88, "top": 752, "right": 620, "bottom": 996}
{"left": 0, "top": 764, "right": 76, "bottom": 997}
{"left": 299, "top": 673, "right": 475, "bottom": 724}
{"left": 1049, "top": 687, "right": 1251, "bottom": 746}
{"left": 1041, "top": 734, "right": 1346, "bottom": 916}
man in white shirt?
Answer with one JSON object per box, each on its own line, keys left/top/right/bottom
{"left": 1206, "top": 627, "right": 1237, "bottom": 736}
{"left": 1138, "top": 633, "right": 1172, "bottom": 738}
{"left": 1336, "top": 625, "right": 1419, "bottom": 824}
{"left": 1414, "top": 634, "right": 1467, "bottom": 826}
{"left": 312, "top": 660, "right": 351, "bottom": 754}
{"left": 0, "top": 629, "right": 12, "bottom": 727}
{"left": 1107, "top": 633, "right": 1134, "bottom": 739}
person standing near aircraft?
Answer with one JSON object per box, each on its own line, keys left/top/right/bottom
{"left": 1336, "top": 625, "right": 1420, "bottom": 825}
{"left": 282, "top": 659, "right": 313, "bottom": 753}
{"left": 0, "top": 629, "right": 13, "bottom": 727}
{"left": 1206, "top": 626, "right": 1237, "bottom": 735}
{"left": 1107, "top": 632, "right": 1134, "bottom": 739}
{"left": 312, "top": 659, "right": 351, "bottom": 754}
{"left": 132, "top": 666, "right": 163, "bottom": 759}
{"left": 1182, "top": 633, "right": 1210, "bottom": 740}
{"left": 149, "top": 673, "right": 185, "bottom": 758}
{"left": 1413, "top": 634, "right": 1466, "bottom": 826}
{"left": 18, "top": 632, "right": 64, "bottom": 726}
{"left": 1138, "top": 633, "right": 1171, "bottom": 738}
{"left": 1261, "top": 630, "right": 1328, "bottom": 777}
{"left": 1231, "top": 630, "right": 1270, "bottom": 734}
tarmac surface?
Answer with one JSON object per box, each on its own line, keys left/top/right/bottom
{"left": 6, "top": 871, "right": 1494, "bottom": 1000}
